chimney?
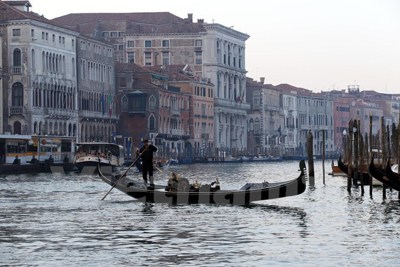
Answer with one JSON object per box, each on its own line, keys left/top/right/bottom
{"left": 260, "top": 77, "right": 265, "bottom": 84}
{"left": 4, "top": 0, "right": 32, "bottom": 12}
{"left": 187, "top": 13, "right": 193, "bottom": 23}
{"left": 197, "top": 19, "right": 204, "bottom": 24}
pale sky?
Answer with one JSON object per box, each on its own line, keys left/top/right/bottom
{"left": 29, "top": 0, "right": 400, "bottom": 94}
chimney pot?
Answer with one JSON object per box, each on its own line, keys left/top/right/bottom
{"left": 188, "top": 13, "right": 193, "bottom": 23}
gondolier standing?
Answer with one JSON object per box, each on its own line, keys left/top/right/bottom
{"left": 140, "top": 139, "right": 158, "bottom": 188}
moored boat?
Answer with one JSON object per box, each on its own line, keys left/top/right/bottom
{"left": 369, "top": 157, "right": 400, "bottom": 191}
{"left": 98, "top": 165, "right": 306, "bottom": 205}
{"left": 74, "top": 142, "right": 124, "bottom": 173}
{"left": 385, "top": 160, "right": 400, "bottom": 190}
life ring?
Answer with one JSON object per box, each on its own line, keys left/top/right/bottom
{"left": 41, "top": 139, "right": 47, "bottom": 145}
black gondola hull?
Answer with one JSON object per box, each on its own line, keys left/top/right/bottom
{"left": 99, "top": 167, "right": 306, "bottom": 205}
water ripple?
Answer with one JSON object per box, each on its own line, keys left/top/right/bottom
{"left": 1, "top": 161, "right": 400, "bottom": 266}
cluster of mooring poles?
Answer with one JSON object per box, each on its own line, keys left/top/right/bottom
{"left": 341, "top": 116, "right": 400, "bottom": 200}
{"left": 305, "top": 129, "right": 324, "bottom": 188}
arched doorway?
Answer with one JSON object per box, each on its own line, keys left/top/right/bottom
{"left": 13, "top": 121, "right": 22, "bottom": 134}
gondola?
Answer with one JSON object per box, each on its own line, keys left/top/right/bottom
{"left": 98, "top": 166, "right": 306, "bottom": 205}
{"left": 338, "top": 156, "right": 371, "bottom": 185}
{"left": 338, "top": 155, "right": 348, "bottom": 175}
{"left": 368, "top": 157, "right": 400, "bottom": 191}
{"left": 385, "top": 160, "right": 400, "bottom": 190}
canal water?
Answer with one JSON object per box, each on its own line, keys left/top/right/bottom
{"left": 1, "top": 161, "right": 400, "bottom": 266}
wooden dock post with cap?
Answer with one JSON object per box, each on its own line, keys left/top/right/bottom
{"left": 307, "top": 130, "right": 315, "bottom": 187}
{"left": 381, "top": 116, "right": 387, "bottom": 200}
{"left": 322, "top": 130, "right": 326, "bottom": 185}
{"left": 347, "top": 120, "right": 353, "bottom": 193}
{"left": 369, "top": 115, "right": 373, "bottom": 198}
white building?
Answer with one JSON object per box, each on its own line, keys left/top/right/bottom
{"left": 0, "top": 1, "right": 79, "bottom": 136}
{"left": 202, "top": 23, "right": 250, "bottom": 155}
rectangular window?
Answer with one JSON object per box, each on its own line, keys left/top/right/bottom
{"left": 31, "top": 29, "right": 34, "bottom": 38}
{"left": 195, "top": 51, "right": 202, "bottom": 64}
{"left": 13, "top": 29, "right": 21, "bottom": 36}
{"left": 145, "top": 40, "right": 152, "bottom": 48}
{"left": 52, "top": 34, "right": 55, "bottom": 42}
{"left": 127, "top": 52, "right": 134, "bottom": 63}
{"left": 42, "top": 32, "right": 45, "bottom": 39}
{"left": 195, "top": 39, "right": 202, "bottom": 47}
{"left": 129, "top": 95, "right": 147, "bottom": 112}
{"left": 162, "top": 52, "right": 169, "bottom": 65}
{"left": 144, "top": 52, "right": 152, "bottom": 66}
{"left": 103, "top": 32, "right": 109, "bottom": 38}
{"left": 119, "top": 77, "right": 127, "bottom": 87}
{"left": 127, "top": 40, "right": 134, "bottom": 48}
{"left": 162, "top": 40, "right": 170, "bottom": 47}
{"left": 118, "top": 45, "right": 124, "bottom": 50}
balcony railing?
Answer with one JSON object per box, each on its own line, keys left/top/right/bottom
{"left": 9, "top": 106, "right": 23, "bottom": 115}
{"left": 11, "top": 66, "right": 22, "bottom": 74}
{"left": 170, "top": 129, "right": 184, "bottom": 135}
{"left": 201, "top": 133, "right": 209, "bottom": 140}
{"left": 171, "top": 109, "right": 180, "bottom": 116}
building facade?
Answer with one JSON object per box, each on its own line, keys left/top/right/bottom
{"left": 202, "top": 23, "right": 250, "bottom": 156}
{"left": 76, "top": 35, "right": 117, "bottom": 142}
{"left": 115, "top": 63, "right": 191, "bottom": 160}
{"left": 53, "top": 12, "right": 250, "bottom": 156}
{"left": 1, "top": 1, "right": 79, "bottom": 136}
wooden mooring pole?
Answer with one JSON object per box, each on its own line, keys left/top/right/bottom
{"left": 353, "top": 120, "right": 360, "bottom": 188}
{"left": 369, "top": 115, "right": 373, "bottom": 198}
{"left": 357, "top": 120, "right": 365, "bottom": 196}
{"left": 322, "top": 130, "right": 326, "bottom": 185}
{"left": 347, "top": 120, "right": 353, "bottom": 193}
{"left": 381, "top": 117, "right": 386, "bottom": 200}
{"left": 307, "top": 130, "right": 315, "bottom": 187}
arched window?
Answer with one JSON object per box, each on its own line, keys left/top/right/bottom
{"left": 121, "top": 95, "right": 128, "bottom": 111}
{"left": 149, "top": 115, "right": 156, "bottom": 131}
{"left": 12, "top": 83, "right": 23, "bottom": 106}
{"left": 13, "top": 121, "right": 22, "bottom": 135}
{"left": 249, "top": 118, "right": 254, "bottom": 132}
{"left": 13, "top": 48, "right": 22, "bottom": 66}
{"left": 31, "top": 49, "right": 35, "bottom": 69}
{"left": 149, "top": 95, "right": 156, "bottom": 110}
{"left": 254, "top": 118, "right": 260, "bottom": 134}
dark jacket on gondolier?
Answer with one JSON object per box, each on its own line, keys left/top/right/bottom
{"left": 140, "top": 145, "right": 157, "bottom": 164}
{"left": 140, "top": 140, "right": 157, "bottom": 186}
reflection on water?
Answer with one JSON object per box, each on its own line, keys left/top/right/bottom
{"left": 1, "top": 161, "right": 400, "bottom": 266}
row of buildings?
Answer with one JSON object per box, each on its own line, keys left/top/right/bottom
{"left": 1, "top": 0, "right": 399, "bottom": 161}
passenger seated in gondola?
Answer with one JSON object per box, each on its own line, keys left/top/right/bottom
{"left": 156, "top": 159, "right": 162, "bottom": 168}
{"left": 30, "top": 155, "right": 39, "bottom": 164}
{"left": 13, "top": 156, "right": 20, "bottom": 165}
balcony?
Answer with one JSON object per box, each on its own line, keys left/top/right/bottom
{"left": 201, "top": 133, "right": 209, "bottom": 140}
{"left": 170, "top": 129, "right": 184, "bottom": 135}
{"left": 171, "top": 109, "right": 180, "bottom": 117}
{"left": 9, "top": 106, "right": 23, "bottom": 115}
{"left": 11, "top": 66, "right": 22, "bottom": 75}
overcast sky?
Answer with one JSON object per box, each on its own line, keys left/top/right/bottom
{"left": 29, "top": 0, "right": 400, "bottom": 94}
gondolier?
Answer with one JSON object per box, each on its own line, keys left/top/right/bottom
{"left": 140, "top": 139, "right": 158, "bottom": 188}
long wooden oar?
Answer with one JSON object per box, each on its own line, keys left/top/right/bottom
{"left": 101, "top": 147, "right": 147, "bottom": 200}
